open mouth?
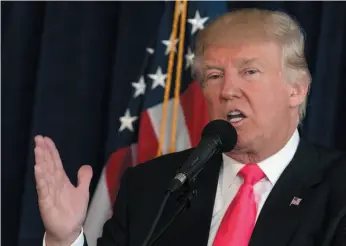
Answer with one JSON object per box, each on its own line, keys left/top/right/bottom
{"left": 227, "top": 110, "right": 247, "bottom": 124}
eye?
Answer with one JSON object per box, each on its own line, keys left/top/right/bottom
{"left": 244, "top": 69, "right": 258, "bottom": 75}
{"left": 207, "top": 74, "right": 223, "bottom": 80}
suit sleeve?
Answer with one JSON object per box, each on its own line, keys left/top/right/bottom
{"left": 328, "top": 155, "right": 346, "bottom": 212}
{"left": 84, "top": 167, "right": 132, "bottom": 246}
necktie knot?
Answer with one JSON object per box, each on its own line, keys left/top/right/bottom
{"left": 239, "top": 164, "right": 265, "bottom": 185}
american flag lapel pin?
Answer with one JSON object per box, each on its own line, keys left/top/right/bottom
{"left": 290, "top": 197, "right": 302, "bottom": 206}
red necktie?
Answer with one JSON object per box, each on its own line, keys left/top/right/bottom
{"left": 212, "top": 164, "right": 265, "bottom": 246}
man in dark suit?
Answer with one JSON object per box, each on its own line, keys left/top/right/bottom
{"left": 34, "top": 8, "right": 346, "bottom": 246}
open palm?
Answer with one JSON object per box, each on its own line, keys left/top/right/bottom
{"left": 34, "top": 136, "right": 93, "bottom": 243}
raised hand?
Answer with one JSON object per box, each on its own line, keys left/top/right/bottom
{"left": 34, "top": 135, "right": 93, "bottom": 245}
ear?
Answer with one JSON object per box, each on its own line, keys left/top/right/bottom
{"left": 288, "top": 75, "right": 309, "bottom": 109}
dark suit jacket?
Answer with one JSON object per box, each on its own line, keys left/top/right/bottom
{"left": 87, "top": 139, "right": 346, "bottom": 246}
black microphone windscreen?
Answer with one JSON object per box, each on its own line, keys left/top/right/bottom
{"left": 201, "top": 119, "right": 238, "bottom": 152}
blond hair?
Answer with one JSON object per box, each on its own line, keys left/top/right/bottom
{"left": 192, "top": 8, "right": 311, "bottom": 123}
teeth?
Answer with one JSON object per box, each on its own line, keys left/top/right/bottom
{"left": 229, "top": 110, "right": 242, "bottom": 116}
{"left": 229, "top": 117, "right": 244, "bottom": 123}
{"left": 227, "top": 110, "right": 245, "bottom": 124}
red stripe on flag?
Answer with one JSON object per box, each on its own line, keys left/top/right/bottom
{"left": 105, "top": 146, "right": 133, "bottom": 204}
{"left": 137, "top": 111, "right": 159, "bottom": 164}
{"left": 180, "top": 81, "right": 210, "bottom": 147}
{"left": 105, "top": 111, "right": 158, "bottom": 206}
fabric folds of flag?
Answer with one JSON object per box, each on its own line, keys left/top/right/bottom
{"left": 84, "top": 1, "right": 228, "bottom": 245}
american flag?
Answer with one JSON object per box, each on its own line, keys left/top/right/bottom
{"left": 290, "top": 197, "right": 303, "bottom": 206}
{"left": 83, "top": 1, "right": 227, "bottom": 245}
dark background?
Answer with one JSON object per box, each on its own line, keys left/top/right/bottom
{"left": 2, "top": 1, "right": 346, "bottom": 246}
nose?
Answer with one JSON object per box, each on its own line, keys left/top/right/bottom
{"left": 220, "top": 75, "right": 242, "bottom": 101}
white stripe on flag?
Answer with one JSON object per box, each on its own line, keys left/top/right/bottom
{"left": 148, "top": 98, "right": 192, "bottom": 154}
{"left": 84, "top": 168, "right": 112, "bottom": 246}
{"left": 84, "top": 143, "right": 137, "bottom": 245}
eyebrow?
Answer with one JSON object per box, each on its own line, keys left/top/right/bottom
{"left": 204, "top": 64, "right": 224, "bottom": 71}
{"left": 203, "top": 58, "right": 263, "bottom": 71}
{"left": 234, "top": 58, "right": 263, "bottom": 67}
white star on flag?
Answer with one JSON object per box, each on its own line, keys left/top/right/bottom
{"left": 119, "top": 109, "right": 138, "bottom": 132}
{"left": 148, "top": 66, "right": 167, "bottom": 89}
{"left": 185, "top": 47, "right": 195, "bottom": 70}
{"left": 188, "top": 10, "right": 209, "bottom": 35}
{"left": 131, "top": 76, "right": 146, "bottom": 98}
{"left": 162, "top": 34, "right": 179, "bottom": 55}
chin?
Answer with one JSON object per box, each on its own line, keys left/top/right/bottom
{"left": 231, "top": 135, "right": 254, "bottom": 152}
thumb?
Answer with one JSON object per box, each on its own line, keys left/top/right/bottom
{"left": 77, "top": 165, "right": 93, "bottom": 194}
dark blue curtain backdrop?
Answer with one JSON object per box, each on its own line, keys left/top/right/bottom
{"left": 2, "top": 1, "right": 346, "bottom": 246}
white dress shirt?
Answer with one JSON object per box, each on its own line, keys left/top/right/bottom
{"left": 207, "top": 129, "right": 300, "bottom": 245}
{"left": 43, "top": 130, "right": 300, "bottom": 246}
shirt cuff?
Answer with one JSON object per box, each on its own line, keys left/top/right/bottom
{"left": 43, "top": 228, "right": 84, "bottom": 246}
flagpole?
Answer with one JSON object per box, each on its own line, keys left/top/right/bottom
{"left": 156, "top": 0, "right": 181, "bottom": 157}
{"left": 169, "top": 0, "right": 188, "bottom": 153}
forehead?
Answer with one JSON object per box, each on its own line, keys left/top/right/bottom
{"left": 201, "top": 41, "right": 282, "bottom": 68}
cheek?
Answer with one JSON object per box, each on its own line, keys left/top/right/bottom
{"left": 202, "top": 86, "right": 221, "bottom": 115}
{"left": 250, "top": 86, "right": 289, "bottom": 122}
{"left": 203, "top": 85, "right": 219, "bottom": 103}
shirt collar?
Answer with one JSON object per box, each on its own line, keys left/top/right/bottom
{"left": 221, "top": 129, "right": 300, "bottom": 188}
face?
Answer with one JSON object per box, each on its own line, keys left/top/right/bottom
{"left": 200, "top": 41, "right": 306, "bottom": 158}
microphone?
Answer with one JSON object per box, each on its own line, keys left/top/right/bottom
{"left": 141, "top": 120, "right": 237, "bottom": 246}
{"left": 167, "top": 119, "right": 238, "bottom": 193}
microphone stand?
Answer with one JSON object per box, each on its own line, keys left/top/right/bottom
{"left": 141, "top": 189, "right": 195, "bottom": 246}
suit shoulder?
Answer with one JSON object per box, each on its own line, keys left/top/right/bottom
{"left": 307, "top": 141, "right": 346, "bottom": 185}
{"left": 309, "top": 141, "right": 346, "bottom": 169}
{"left": 121, "top": 149, "right": 194, "bottom": 196}
{"left": 311, "top": 143, "right": 346, "bottom": 209}
{"left": 129, "top": 148, "right": 193, "bottom": 177}
{"left": 296, "top": 139, "right": 346, "bottom": 182}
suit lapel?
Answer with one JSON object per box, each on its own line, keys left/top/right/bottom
{"left": 249, "top": 139, "right": 323, "bottom": 246}
{"left": 185, "top": 153, "right": 223, "bottom": 245}
{"left": 154, "top": 153, "right": 222, "bottom": 246}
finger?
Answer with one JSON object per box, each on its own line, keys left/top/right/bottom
{"left": 44, "top": 137, "right": 68, "bottom": 187}
{"left": 41, "top": 137, "right": 56, "bottom": 175}
{"left": 77, "top": 165, "right": 93, "bottom": 195}
{"left": 34, "top": 144, "right": 45, "bottom": 166}
{"left": 34, "top": 145, "right": 51, "bottom": 175}
{"left": 34, "top": 136, "right": 46, "bottom": 163}
{"left": 34, "top": 135, "right": 45, "bottom": 149}
{"left": 34, "top": 135, "right": 50, "bottom": 169}
{"left": 34, "top": 164, "right": 49, "bottom": 200}
{"left": 44, "top": 136, "right": 63, "bottom": 169}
